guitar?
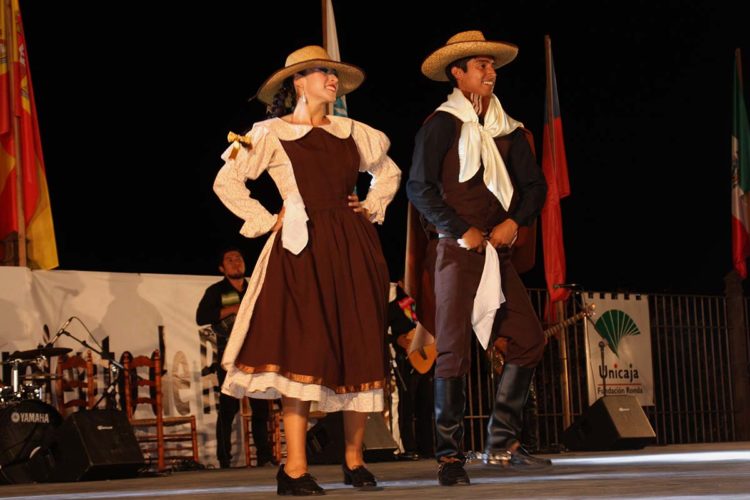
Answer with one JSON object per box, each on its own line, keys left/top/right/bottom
{"left": 488, "top": 303, "right": 596, "bottom": 375}
{"left": 403, "top": 328, "right": 437, "bottom": 375}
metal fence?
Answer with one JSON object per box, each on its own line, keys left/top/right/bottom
{"left": 463, "top": 290, "right": 740, "bottom": 453}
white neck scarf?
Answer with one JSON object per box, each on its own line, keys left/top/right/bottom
{"left": 436, "top": 88, "right": 522, "bottom": 210}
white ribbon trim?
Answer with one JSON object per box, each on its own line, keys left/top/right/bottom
{"left": 471, "top": 244, "right": 505, "bottom": 349}
{"left": 280, "top": 192, "right": 309, "bottom": 255}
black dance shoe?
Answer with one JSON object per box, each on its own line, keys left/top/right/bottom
{"left": 276, "top": 465, "right": 325, "bottom": 496}
{"left": 483, "top": 446, "right": 552, "bottom": 467}
{"left": 437, "top": 460, "right": 470, "bottom": 486}
{"left": 342, "top": 463, "right": 379, "bottom": 490}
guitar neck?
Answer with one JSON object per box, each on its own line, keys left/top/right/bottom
{"left": 544, "top": 310, "right": 588, "bottom": 339}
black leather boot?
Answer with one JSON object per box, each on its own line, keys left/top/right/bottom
{"left": 434, "top": 377, "right": 470, "bottom": 486}
{"left": 484, "top": 364, "right": 550, "bottom": 467}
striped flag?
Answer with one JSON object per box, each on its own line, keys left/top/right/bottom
{"left": 731, "top": 49, "right": 750, "bottom": 279}
{"left": 541, "top": 36, "right": 570, "bottom": 317}
{"left": 323, "top": 0, "right": 347, "bottom": 117}
{"left": 0, "top": 0, "right": 58, "bottom": 269}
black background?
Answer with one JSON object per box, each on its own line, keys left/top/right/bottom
{"left": 18, "top": 1, "right": 750, "bottom": 294}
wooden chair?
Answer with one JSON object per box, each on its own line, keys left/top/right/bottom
{"left": 122, "top": 350, "right": 199, "bottom": 471}
{"left": 54, "top": 351, "right": 95, "bottom": 417}
{"left": 241, "top": 398, "right": 284, "bottom": 466}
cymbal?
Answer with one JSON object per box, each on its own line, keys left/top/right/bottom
{"left": 8, "top": 347, "right": 72, "bottom": 361}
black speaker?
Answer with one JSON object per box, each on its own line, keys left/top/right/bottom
{"left": 306, "top": 412, "right": 398, "bottom": 464}
{"left": 562, "top": 395, "right": 656, "bottom": 451}
{"left": 49, "top": 409, "right": 145, "bottom": 481}
{"left": 362, "top": 413, "right": 399, "bottom": 462}
{"left": 0, "top": 400, "right": 62, "bottom": 483}
{"left": 306, "top": 412, "right": 344, "bottom": 465}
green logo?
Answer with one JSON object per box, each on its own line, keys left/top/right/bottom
{"left": 594, "top": 309, "right": 641, "bottom": 357}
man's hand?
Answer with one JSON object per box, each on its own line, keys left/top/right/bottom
{"left": 459, "top": 226, "right": 487, "bottom": 252}
{"left": 219, "top": 303, "right": 240, "bottom": 320}
{"left": 396, "top": 334, "right": 411, "bottom": 351}
{"left": 488, "top": 219, "right": 518, "bottom": 248}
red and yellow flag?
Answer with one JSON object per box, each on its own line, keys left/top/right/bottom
{"left": 0, "top": 0, "right": 57, "bottom": 269}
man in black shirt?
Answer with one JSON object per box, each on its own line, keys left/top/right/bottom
{"left": 407, "top": 30, "right": 549, "bottom": 486}
{"left": 196, "top": 247, "right": 273, "bottom": 468}
{"left": 388, "top": 282, "right": 435, "bottom": 461}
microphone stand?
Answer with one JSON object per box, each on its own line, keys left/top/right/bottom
{"left": 598, "top": 339, "right": 608, "bottom": 398}
{"left": 57, "top": 330, "right": 125, "bottom": 410}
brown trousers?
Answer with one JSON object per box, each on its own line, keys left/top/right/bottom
{"left": 433, "top": 238, "right": 544, "bottom": 378}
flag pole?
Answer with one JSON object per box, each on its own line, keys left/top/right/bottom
{"left": 546, "top": 34, "right": 572, "bottom": 428}
{"left": 545, "top": 35, "right": 558, "bottom": 179}
{"left": 5, "top": 0, "right": 25, "bottom": 266}
{"left": 321, "top": 0, "right": 328, "bottom": 50}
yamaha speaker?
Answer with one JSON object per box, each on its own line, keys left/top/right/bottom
{"left": 306, "top": 412, "right": 398, "bottom": 464}
{"left": 562, "top": 395, "right": 656, "bottom": 451}
{"left": 49, "top": 409, "right": 145, "bottom": 481}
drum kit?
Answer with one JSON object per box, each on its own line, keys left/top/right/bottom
{"left": 0, "top": 347, "right": 70, "bottom": 469}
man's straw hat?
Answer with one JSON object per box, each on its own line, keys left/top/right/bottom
{"left": 421, "top": 30, "right": 518, "bottom": 81}
{"left": 256, "top": 45, "right": 365, "bottom": 104}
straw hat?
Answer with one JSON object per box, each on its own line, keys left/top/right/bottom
{"left": 256, "top": 45, "right": 365, "bottom": 105}
{"left": 421, "top": 30, "right": 518, "bottom": 82}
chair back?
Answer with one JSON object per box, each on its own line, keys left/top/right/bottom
{"left": 122, "top": 350, "right": 163, "bottom": 426}
{"left": 55, "top": 351, "right": 95, "bottom": 416}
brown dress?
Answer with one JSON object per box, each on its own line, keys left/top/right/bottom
{"left": 216, "top": 118, "right": 400, "bottom": 412}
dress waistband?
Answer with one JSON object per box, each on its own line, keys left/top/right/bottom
{"left": 303, "top": 198, "right": 351, "bottom": 211}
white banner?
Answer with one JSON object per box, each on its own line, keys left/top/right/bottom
{"left": 0, "top": 267, "right": 241, "bottom": 467}
{"left": 584, "top": 293, "right": 654, "bottom": 406}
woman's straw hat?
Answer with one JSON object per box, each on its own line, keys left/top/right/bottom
{"left": 421, "top": 30, "right": 518, "bottom": 82}
{"left": 256, "top": 45, "right": 365, "bottom": 104}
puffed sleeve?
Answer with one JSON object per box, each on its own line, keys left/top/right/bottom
{"left": 213, "top": 123, "right": 282, "bottom": 238}
{"left": 351, "top": 120, "right": 402, "bottom": 224}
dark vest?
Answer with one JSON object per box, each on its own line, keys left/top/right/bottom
{"left": 439, "top": 114, "right": 519, "bottom": 233}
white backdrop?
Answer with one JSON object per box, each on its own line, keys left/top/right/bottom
{"left": 0, "top": 267, "right": 239, "bottom": 467}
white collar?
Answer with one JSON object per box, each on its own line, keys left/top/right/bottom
{"left": 260, "top": 115, "right": 353, "bottom": 141}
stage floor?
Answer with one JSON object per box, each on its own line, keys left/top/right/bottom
{"left": 2, "top": 442, "right": 749, "bottom": 499}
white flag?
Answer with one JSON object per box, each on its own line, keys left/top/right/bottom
{"left": 324, "top": 0, "right": 348, "bottom": 116}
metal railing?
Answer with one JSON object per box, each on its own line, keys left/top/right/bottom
{"left": 463, "top": 290, "right": 739, "bottom": 452}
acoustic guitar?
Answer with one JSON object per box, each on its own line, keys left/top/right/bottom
{"left": 488, "top": 303, "right": 596, "bottom": 375}
{"left": 403, "top": 328, "right": 437, "bottom": 375}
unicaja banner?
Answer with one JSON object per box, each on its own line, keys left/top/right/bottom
{"left": 584, "top": 293, "right": 654, "bottom": 406}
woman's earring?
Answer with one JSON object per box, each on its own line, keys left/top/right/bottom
{"left": 300, "top": 90, "right": 308, "bottom": 105}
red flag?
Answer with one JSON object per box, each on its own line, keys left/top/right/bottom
{"left": 0, "top": 0, "right": 57, "bottom": 269}
{"left": 541, "top": 36, "right": 570, "bottom": 318}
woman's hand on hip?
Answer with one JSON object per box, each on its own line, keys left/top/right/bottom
{"left": 348, "top": 194, "right": 370, "bottom": 220}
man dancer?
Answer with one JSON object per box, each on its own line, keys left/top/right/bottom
{"left": 407, "top": 30, "right": 550, "bottom": 486}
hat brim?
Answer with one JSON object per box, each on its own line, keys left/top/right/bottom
{"left": 256, "top": 59, "right": 365, "bottom": 105}
{"left": 421, "top": 40, "right": 518, "bottom": 81}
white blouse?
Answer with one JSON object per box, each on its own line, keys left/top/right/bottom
{"left": 213, "top": 115, "right": 401, "bottom": 249}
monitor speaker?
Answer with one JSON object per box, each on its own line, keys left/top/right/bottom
{"left": 49, "top": 409, "right": 145, "bottom": 481}
{"left": 562, "top": 395, "right": 656, "bottom": 451}
{"left": 307, "top": 412, "right": 398, "bottom": 464}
